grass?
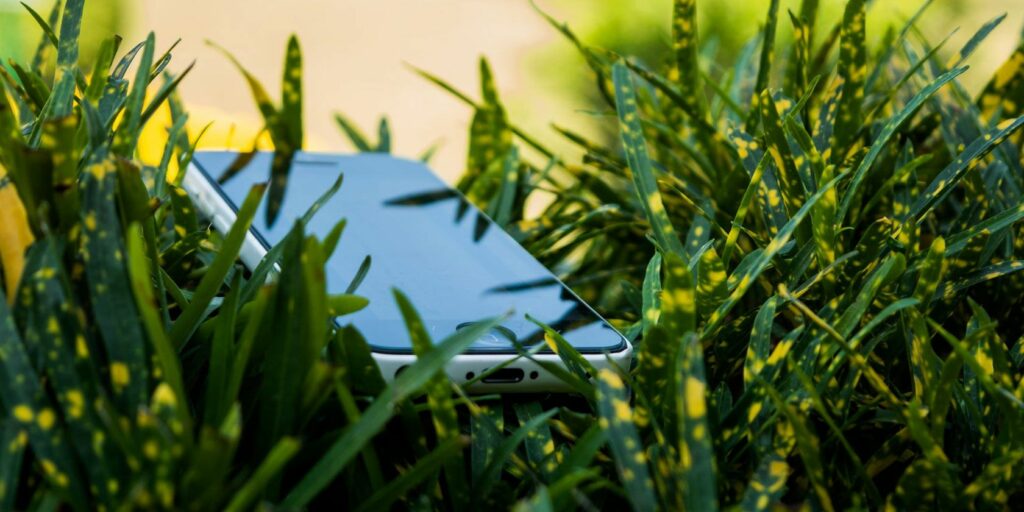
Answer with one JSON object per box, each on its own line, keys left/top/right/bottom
{"left": 0, "top": 0, "right": 1023, "bottom": 510}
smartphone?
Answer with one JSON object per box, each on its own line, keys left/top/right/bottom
{"left": 183, "top": 151, "right": 631, "bottom": 392}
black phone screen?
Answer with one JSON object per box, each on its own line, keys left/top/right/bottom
{"left": 193, "top": 151, "right": 626, "bottom": 354}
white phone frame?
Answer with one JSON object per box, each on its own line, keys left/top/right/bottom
{"left": 182, "top": 156, "right": 632, "bottom": 393}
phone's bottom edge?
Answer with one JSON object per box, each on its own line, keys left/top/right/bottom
{"left": 374, "top": 346, "right": 633, "bottom": 394}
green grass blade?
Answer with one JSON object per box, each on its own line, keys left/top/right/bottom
{"left": 760, "top": 383, "right": 835, "bottom": 512}
{"left": 169, "top": 183, "right": 266, "bottom": 347}
{"left": 469, "top": 402, "right": 504, "bottom": 486}
{"left": 722, "top": 152, "right": 771, "bottom": 263}
{"left": 864, "top": 0, "right": 932, "bottom": 91}
{"left": 696, "top": 246, "right": 728, "bottom": 318}
{"left": 207, "top": 38, "right": 296, "bottom": 225}
{"left": 745, "top": 0, "right": 781, "bottom": 131}
{"left": 80, "top": 158, "right": 149, "bottom": 412}
{"left": 345, "top": 255, "right": 372, "bottom": 294}
{"left": 623, "top": 60, "right": 718, "bottom": 137}
{"left": 225, "top": 288, "right": 272, "bottom": 406}
{"left": 744, "top": 296, "right": 778, "bottom": 389}
{"left": 5, "top": 62, "right": 48, "bottom": 112}
{"left": 259, "top": 35, "right": 305, "bottom": 226}
{"left": 0, "top": 420, "right": 25, "bottom": 510}
{"left": 532, "top": 2, "right": 615, "bottom": 108}
{"left": 909, "top": 116, "right": 1024, "bottom": 221}
{"left": 356, "top": 436, "right": 469, "bottom": 512}
{"left": 126, "top": 224, "right": 191, "bottom": 431}
{"left": 672, "top": 0, "right": 706, "bottom": 120}
{"left": 661, "top": 252, "right": 696, "bottom": 335}
{"left": 978, "top": 44, "right": 1024, "bottom": 121}
{"left": 112, "top": 32, "right": 155, "bottom": 157}
{"left": 20, "top": 2, "right": 58, "bottom": 49}
{"left": 760, "top": 90, "right": 807, "bottom": 212}
{"left": 20, "top": 243, "right": 124, "bottom": 503}
{"left": 334, "top": 112, "right": 372, "bottom": 151}
{"left": 740, "top": 453, "right": 788, "bottom": 511}
{"left": 912, "top": 237, "right": 947, "bottom": 305}
{"left": 832, "top": 0, "right": 866, "bottom": 152}
{"left": 255, "top": 228, "right": 328, "bottom": 452}
{"left": 395, "top": 289, "right": 469, "bottom": 509}
{"left": 786, "top": 8, "right": 812, "bottom": 98}
{"left": 513, "top": 401, "right": 555, "bottom": 476}
{"left": 705, "top": 175, "right": 839, "bottom": 334}
{"left": 27, "top": 0, "right": 61, "bottom": 75}
{"left": 139, "top": 61, "right": 195, "bottom": 126}
{"left": 239, "top": 173, "right": 343, "bottom": 304}
{"left": 612, "top": 62, "right": 685, "bottom": 257}
{"left": 280, "top": 35, "right": 303, "bottom": 149}
{"left": 282, "top": 315, "right": 504, "bottom": 507}
{"left": 53, "top": 0, "right": 82, "bottom": 93}
{"left": 943, "top": 203, "right": 1024, "bottom": 256}
{"left": 528, "top": 315, "right": 597, "bottom": 381}
{"left": 376, "top": 117, "right": 391, "bottom": 153}
{"left": 595, "top": 369, "right": 657, "bottom": 511}
{"left": 834, "top": 254, "right": 905, "bottom": 339}
{"left": 513, "top": 485, "right": 554, "bottom": 512}
{"left": 950, "top": 13, "right": 1007, "bottom": 69}
{"left": 408, "top": 62, "right": 558, "bottom": 162}
{"left": 224, "top": 437, "right": 301, "bottom": 512}
{"left": 148, "top": 38, "right": 180, "bottom": 82}
{"left": 674, "top": 332, "right": 718, "bottom": 511}
{"left": 934, "top": 260, "right": 1024, "bottom": 301}
{"left": 641, "top": 252, "right": 662, "bottom": 337}
{"left": 207, "top": 40, "right": 278, "bottom": 130}
{"left": 902, "top": 308, "right": 942, "bottom": 403}
{"left": 550, "top": 424, "right": 606, "bottom": 481}
{"left": 26, "top": 72, "right": 72, "bottom": 146}
{"left": 471, "top": 409, "right": 557, "bottom": 506}
{"left": 835, "top": 66, "right": 967, "bottom": 223}
{"left": 203, "top": 273, "right": 242, "bottom": 426}
{"left": 0, "top": 289, "right": 87, "bottom": 506}
{"left": 634, "top": 325, "right": 675, "bottom": 430}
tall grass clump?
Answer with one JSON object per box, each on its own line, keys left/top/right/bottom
{"left": 407, "top": 0, "right": 1024, "bottom": 509}
{"left": 1, "top": 0, "right": 1024, "bottom": 510}
{"left": 0, "top": 1, "right": 504, "bottom": 510}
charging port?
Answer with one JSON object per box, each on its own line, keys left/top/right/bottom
{"left": 482, "top": 368, "right": 524, "bottom": 384}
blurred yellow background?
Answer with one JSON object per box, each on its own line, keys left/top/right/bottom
{"left": 2, "top": 0, "right": 1021, "bottom": 182}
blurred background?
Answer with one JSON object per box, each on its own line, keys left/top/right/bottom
{"left": 1, "top": 0, "right": 1021, "bottom": 181}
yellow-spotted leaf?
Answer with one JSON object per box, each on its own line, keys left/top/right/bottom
{"left": 634, "top": 326, "right": 675, "bottom": 429}
{"left": 0, "top": 287, "right": 88, "bottom": 506}
{"left": 595, "top": 369, "right": 657, "bottom": 511}
{"left": 612, "top": 62, "right": 686, "bottom": 257}
{"left": 673, "top": 333, "right": 718, "bottom": 511}
{"left": 19, "top": 244, "right": 123, "bottom": 503}
{"left": 395, "top": 289, "right": 469, "bottom": 509}
{"left": 660, "top": 251, "right": 696, "bottom": 336}
{"left": 739, "top": 453, "right": 788, "bottom": 511}
{"left": 672, "top": 0, "right": 706, "bottom": 120}
{"left": 705, "top": 175, "right": 839, "bottom": 334}
{"left": 80, "top": 157, "right": 149, "bottom": 413}
{"left": 832, "top": 0, "right": 865, "bottom": 152}
{"left": 696, "top": 246, "right": 727, "bottom": 317}
{"left": 745, "top": 0, "right": 780, "bottom": 132}
{"left": 912, "top": 237, "right": 948, "bottom": 306}
{"left": 909, "top": 116, "right": 1024, "bottom": 221}
{"left": 836, "top": 67, "right": 967, "bottom": 223}
{"left": 979, "top": 43, "right": 1024, "bottom": 123}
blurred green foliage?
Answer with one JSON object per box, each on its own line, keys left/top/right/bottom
{"left": 0, "top": 0, "right": 124, "bottom": 66}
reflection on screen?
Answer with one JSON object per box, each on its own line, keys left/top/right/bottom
{"left": 193, "top": 151, "right": 626, "bottom": 354}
